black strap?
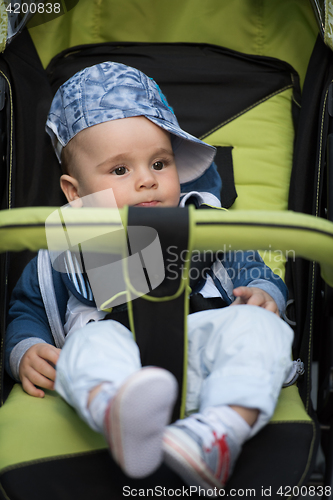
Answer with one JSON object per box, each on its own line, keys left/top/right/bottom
{"left": 214, "top": 146, "right": 237, "bottom": 209}
{"left": 127, "top": 207, "right": 189, "bottom": 421}
{"left": 103, "top": 305, "right": 130, "bottom": 330}
{"left": 189, "top": 293, "right": 226, "bottom": 314}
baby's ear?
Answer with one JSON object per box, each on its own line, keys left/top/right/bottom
{"left": 60, "top": 175, "right": 82, "bottom": 206}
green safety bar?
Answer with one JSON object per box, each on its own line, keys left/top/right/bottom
{"left": 1, "top": 206, "right": 333, "bottom": 287}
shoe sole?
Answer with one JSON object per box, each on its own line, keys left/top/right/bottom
{"left": 105, "top": 367, "right": 178, "bottom": 478}
{"left": 163, "top": 426, "right": 226, "bottom": 492}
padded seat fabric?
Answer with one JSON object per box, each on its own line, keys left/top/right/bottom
{"left": 0, "top": 384, "right": 310, "bottom": 472}
{"left": 205, "top": 88, "right": 296, "bottom": 278}
{"left": 0, "top": 385, "right": 315, "bottom": 500}
{"left": 28, "top": 0, "right": 317, "bottom": 87}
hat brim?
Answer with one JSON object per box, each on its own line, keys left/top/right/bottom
{"left": 146, "top": 116, "right": 216, "bottom": 184}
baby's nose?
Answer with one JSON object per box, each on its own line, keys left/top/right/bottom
{"left": 138, "top": 170, "right": 157, "bottom": 189}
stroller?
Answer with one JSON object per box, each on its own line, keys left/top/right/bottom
{"left": 0, "top": 1, "right": 333, "bottom": 498}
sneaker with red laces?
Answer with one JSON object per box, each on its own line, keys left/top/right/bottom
{"left": 163, "top": 412, "right": 240, "bottom": 491}
{"left": 104, "top": 367, "right": 178, "bottom": 478}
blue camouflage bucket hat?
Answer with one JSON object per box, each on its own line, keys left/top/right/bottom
{"left": 46, "top": 62, "right": 216, "bottom": 184}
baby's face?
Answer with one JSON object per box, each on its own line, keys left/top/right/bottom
{"left": 61, "top": 116, "right": 181, "bottom": 209}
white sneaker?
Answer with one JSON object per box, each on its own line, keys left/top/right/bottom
{"left": 163, "top": 412, "right": 240, "bottom": 491}
{"left": 104, "top": 367, "right": 178, "bottom": 478}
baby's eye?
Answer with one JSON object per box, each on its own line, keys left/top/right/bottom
{"left": 112, "top": 166, "right": 127, "bottom": 176}
{"left": 152, "top": 161, "right": 164, "bottom": 170}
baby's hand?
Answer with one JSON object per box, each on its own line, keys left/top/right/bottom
{"left": 231, "top": 286, "right": 279, "bottom": 316}
{"left": 19, "top": 343, "right": 61, "bottom": 398}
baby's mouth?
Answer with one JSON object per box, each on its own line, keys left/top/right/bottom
{"left": 134, "top": 201, "right": 160, "bottom": 207}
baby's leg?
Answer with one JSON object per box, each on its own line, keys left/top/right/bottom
{"left": 55, "top": 319, "right": 141, "bottom": 427}
{"left": 192, "top": 305, "right": 293, "bottom": 432}
{"left": 55, "top": 319, "right": 177, "bottom": 477}
{"left": 164, "top": 305, "right": 294, "bottom": 490}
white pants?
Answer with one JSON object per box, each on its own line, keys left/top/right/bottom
{"left": 55, "top": 305, "right": 294, "bottom": 437}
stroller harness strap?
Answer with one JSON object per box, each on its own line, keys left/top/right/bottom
{"left": 127, "top": 206, "right": 191, "bottom": 421}
{"left": 37, "top": 249, "right": 65, "bottom": 349}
